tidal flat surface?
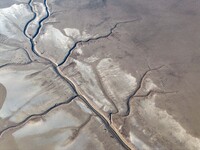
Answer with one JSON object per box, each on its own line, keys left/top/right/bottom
{"left": 0, "top": 0, "right": 200, "bottom": 150}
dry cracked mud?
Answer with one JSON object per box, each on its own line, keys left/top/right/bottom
{"left": 0, "top": 0, "right": 200, "bottom": 150}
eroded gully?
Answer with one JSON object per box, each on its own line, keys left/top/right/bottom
{"left": 0, "top": 0, "right": 139, "bottom": 149}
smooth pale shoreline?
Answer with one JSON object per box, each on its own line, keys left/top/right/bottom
{"left": 0, "top": 83, "right": 6, "bottom": 109}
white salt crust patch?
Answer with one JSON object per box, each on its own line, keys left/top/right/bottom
{"left": 135, "top": 94, "right": 200, "bottom": 150}
{"left": 97, "top": 58, "right": 137, "bottom": 114}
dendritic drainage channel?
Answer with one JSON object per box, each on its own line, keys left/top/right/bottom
{"left": 0, "top": 0, "right": 143, "bottom": 149}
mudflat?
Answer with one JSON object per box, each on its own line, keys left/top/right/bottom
{"left": 0, "top": 0, "right": 200, "bottom": 150}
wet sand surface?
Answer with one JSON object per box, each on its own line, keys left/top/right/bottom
{"left": 0, "top": 0, "right": 200, "bottom": 150}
